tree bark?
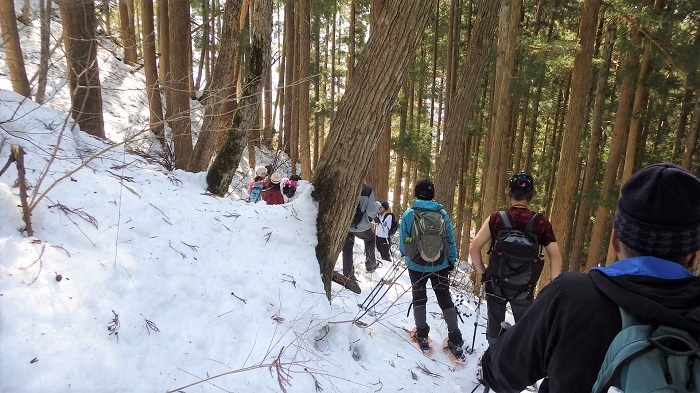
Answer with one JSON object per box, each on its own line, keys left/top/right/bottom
{"left": 35, "top": 0, "right": 51, "bottom": 104}
{"left": 58, "top": 0, "right": 105, "bottom": 138}
{"left": 168, "top": 0, "right": 193, "bottom": 169}
{"left": 365, "top": 0, "right": 390, "bottom": 203}
{"left": 297, "top": 0, "right": 311, "bottom": 179}
{"left": 585, "top": 24, "right": 640, "bottom": 270}
{"left": 118, "top": 0, "right": 137, "bottom": 64}
{"left": 1, "top": 0, "right": 32, "bottom": 98}
{"left": 313, "top": 0, "right": 437, "bottom": 298}
{"left": 548, "top": 0, "right": 601, "bottom": 266}
{"left": 188, "top": 0, "right": 243, "bottom": 172}
{"left": 141, "top": 0, "right": 164, "bottom": 144}
{"left": 434, "top": 0, "right": 500, "bottom": 215}
{"left": 207, "top": 0, "right": 272, "bottom": 195}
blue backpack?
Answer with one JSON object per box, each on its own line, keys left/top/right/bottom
{"left": 248, "top": 182, "right": 264, "bottom": 203}
{"left": 591, "top": 308, "right": 700, "bottom": 393}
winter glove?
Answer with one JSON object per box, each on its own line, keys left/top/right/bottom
{"left": 445, "top": 260, "right": 456, "bottom": 273}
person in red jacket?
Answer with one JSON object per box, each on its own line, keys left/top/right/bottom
{"left": 262, "top": 173, "right": 284, "bottom": 205}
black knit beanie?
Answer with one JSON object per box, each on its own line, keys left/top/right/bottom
{"left": 415, "top": 179, "right": 435, "bottom": 201}
{"left": 613, "top": 162, "right": 700, "bottom": 258}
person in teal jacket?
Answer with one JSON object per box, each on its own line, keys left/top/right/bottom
{"left": 399, "top": 179, "right": 463, "bottom": 358}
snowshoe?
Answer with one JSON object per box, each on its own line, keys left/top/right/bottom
{"left": 442, "top": 338, "right": 467, "bottom": 365}
{"left": 410, "top": 328, "right": 433, "bottom": 355}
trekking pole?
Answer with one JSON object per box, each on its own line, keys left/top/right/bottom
{"left": 468, "top": 283, "right": 485, "bottom": 355}
{"left": 358, "top": 239, "right": 401, "bottom": 309}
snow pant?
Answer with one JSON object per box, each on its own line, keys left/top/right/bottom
{"left": 342, "top": 228, "right": 377, "bottom": 277}
{"left": 376, "top": 236, "right": 391, "bottom": 261}
{"left": 485, "top": 290, "right": 534, "bottom": 344}
{"left": 409, "top": 268, "right": 462, "bottom": 342}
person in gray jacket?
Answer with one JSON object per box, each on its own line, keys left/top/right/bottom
{"left": 342, "top": 184, "right": 380, "bottom": 279}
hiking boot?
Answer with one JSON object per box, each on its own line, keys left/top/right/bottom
{"left": 445, "top": 338, "right": 464, "bottom": 358}
{"left": 411, "top": 329, "right": 431, "bottom": 352}
{"left": 416, "top": 335, "right": 431, "bottom": 352}
{"left": 366, "top": 261, "right": 378, "bottom": 273}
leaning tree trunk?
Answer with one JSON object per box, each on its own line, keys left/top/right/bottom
{"left": 58, "top": 0, "right": 105, "bottom": 138}
{"left": 313, "top": 0, "right": 437, "bottom": 298}
{"left": 188, "top": 0, "right": 243, "bottom": 172}
{"left": 1, "top": 0, "right": 32, "bottom": 98}
{"left": 206, "top": 0, "right": 272, "bottom": 195}
{"left": 434, "top": 0, "right": 500, "bottom": 215}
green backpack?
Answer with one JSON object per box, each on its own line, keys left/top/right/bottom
{"left": 591, "top": 308, "right": 700, "bottom": 393}
{"left": 407, "top": 209, "right": 448, "bottom": 266}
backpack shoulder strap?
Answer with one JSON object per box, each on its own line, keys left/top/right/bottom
{"left": 498, "top": 210, "right": 512, "bottom": 229}
{"left": 524, "top": 212, "right": 540, "bottom": 234}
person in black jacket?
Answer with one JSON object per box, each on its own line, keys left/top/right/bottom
{"left": 478, "top": 162, "right": 700, "bottom": 393}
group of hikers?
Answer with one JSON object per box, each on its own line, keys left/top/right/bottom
{"left": 340, "top": 163, "right": 700, "bottom": 393}
{"left": 246, "top": 165, "right": 301, "bottom": 205}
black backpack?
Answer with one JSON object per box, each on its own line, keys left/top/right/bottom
{"left": 388, "top": 213, "right": 399, "bottom": 237}
{"left": 351, "top": 185, "right": 373, "bottom": 228}
{"left": 487, "top": 211, "right": 543, "bottom": 300}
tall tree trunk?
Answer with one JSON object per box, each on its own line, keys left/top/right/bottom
{"left": 313, "top": 0, "right": 437, "bottom": 297}
{"left": 168, "top": 0, "right": 192, "bottom": 168}
{"left": 35, "top": 0, "right": 51, "bottom": 104}
{"left": 434, "top": 0, "right": 500, "bottom": 215}
{"left": 548, "top": 0, "right": 601, "bottom": 267}
{"left": 585, "top": 25, "right": 640, "bottom": 270}
{"left": 347, "top": 0, "right": 356, "bottom": 80}
{"left": 282, "top": 0, "right": 295, "bottom": 159}
{"left": 58, "top": 0, "right": 105, "bottom": 138}
{"left": 141, "top": 0, "right": 164, "bottom": 144}
{"left": 476, "top": 0, "right": 517, "bottom": 218}
{"left": 207, "top": 0, "right": 272, "bottom": 195}
{"left": 570, "top": 23, "right": 615, "bottom": 272}
{"left": 119, "top": 0, "right": 137, "bottom": 64}
{"left": 1, "top": 0, "right": 32, "bottom": 98}
{"left": 297, "top": 0, "right": 311, "bottom": 179}
{"left": 365, "top": 0, "right": 390, "bottom": 202}
{"left": 392, "top": 82, "right": 408, "bottom": 213}
{"left": 683, "top": 94, "right": 700, "bottom": 170}
{"left": 188, "top": 0, "right": 243, "bottom": 172}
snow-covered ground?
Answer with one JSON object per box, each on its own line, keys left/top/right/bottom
{"left": 0, "top": 6, "right": 503, "bottom": 392}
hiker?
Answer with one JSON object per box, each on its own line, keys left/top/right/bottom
{"left": 374, "top": 202, "right": 394, "bottom": 262}
{"left": 341, "top": 184, "right": 381, "bottom": 279}
{"left": 477, "top": 163, "right": 700, "bottom": 393}
{"left": 399, "top": 179, "right": 463, "bottom": 359}
{"left": 468, "top": 171, "right": 562, "bottom": 345}
{"left": 282, "top": 178, "right": 298, "bottom": 199}
{"left": 248, "top": 166, "right": 267, "bottom": 192}
{"left": 247, "top": 166, "right": 268, "bottom": 203}
{"left": 261, "top": 173, "right": 284, "bottom": 205}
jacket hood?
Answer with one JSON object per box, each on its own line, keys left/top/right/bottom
{"left": 589, "top": 256, "right": 700, "bottom": 333}
{"left": 411, "top": 199, "right": 444, "bottom": 211}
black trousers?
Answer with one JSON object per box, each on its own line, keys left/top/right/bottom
{"left": 485, "top": 288, "right": 534, "bottom": 339}
{"left": 408, "top": 268, "right": 455, "bottom": 310}
{"left": 376, "top": 236, "right": 391, "bottom": 261}
{"left": 342, "top": 228, "right": 376, "bottom": 276}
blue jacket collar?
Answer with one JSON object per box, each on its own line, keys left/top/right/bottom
{"left": 591, "top": 256, "right": 694, "bottom": 280}
{"left": 411, "top": 199, "right": 444, "bottom": 211}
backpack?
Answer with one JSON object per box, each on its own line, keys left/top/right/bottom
{"left": 591, "top": 308, "right": 700, "bottom": 393}
{"left": 407, "top": 208, "right": 447, "bottom": 266}
{"left": 487, "top": 211, "right": 543, "bottom": 300}
{"left": 248, "top": 182, "right": 264, "bottom": 203}
{"left": 282, "top": 180, "right": 297, "bottom": 198}
{"left": 388, "top": 213, "right": 399, "bottom": 237}
{"left": 351, "top": 185, "right": 373, "bottom": 228}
